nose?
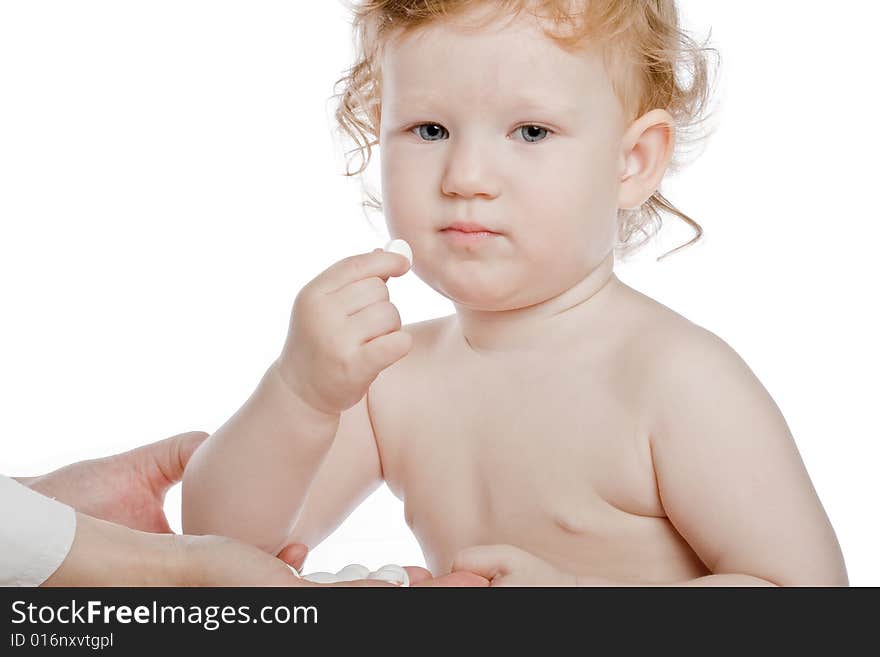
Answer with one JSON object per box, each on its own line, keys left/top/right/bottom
{"left": 440, "top": 139, "right": 501, "bottom": 200}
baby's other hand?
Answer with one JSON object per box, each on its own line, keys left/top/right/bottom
{"left": 451, "top": 545, "right": 577, "bottom": 587}
{"left": 276, "top": 249, "right": 412, "bottom": 416}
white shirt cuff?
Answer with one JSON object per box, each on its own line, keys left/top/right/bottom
{"left": 0, "top": 475, "right": 77, "bottom": 586}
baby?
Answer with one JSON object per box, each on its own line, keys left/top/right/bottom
{"left": 182, "top": 0, "right": 848, "bottom": 586}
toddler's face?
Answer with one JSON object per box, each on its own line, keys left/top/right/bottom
{"left": 379, "top": 7, "right": 628, "bottom": 311}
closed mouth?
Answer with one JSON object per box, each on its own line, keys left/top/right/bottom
{"left": 442, "top": 221, "right": 501, "bottom": 235}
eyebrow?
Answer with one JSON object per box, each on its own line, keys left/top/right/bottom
{"left": 387, "top": 94, "right": 580, "bottom": 115}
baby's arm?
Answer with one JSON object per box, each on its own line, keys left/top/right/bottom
{"left": 646, "top": 328, "right": 848, "bottom": 586}
{"left": 281, "top": 390, "right": 384, "bottom": 550}
{"left": 182, "top": 249, "right": 412, "bottom": 554}
{"left": 183, "top": 371, "right": 382, "bottom": 554}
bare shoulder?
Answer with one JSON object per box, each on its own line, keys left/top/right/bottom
{"left": 369, "top": 314, "right": 455, "bottom": 395}
{"left": 611, "top": 281, "right": 773, "bottom": 436}
{"left": 402, "top": 315, "right": 456, "bottom": 350}
{"left": 614, "top": 282, "right": 751, "bottom": 374}
{"left": 390, "top": 314, "right": 457, "bottom": 370}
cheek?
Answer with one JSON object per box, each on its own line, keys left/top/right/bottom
{"left": 554, "top": 138, "right": 618, "bottom": 203}
{"left": 380, "top": 145, "right": 432, "bottom": 234}
{"left": 548, "top": 142, "right": 619, "bottom": 230}
{"left": 519, "top": 156, "right": 617, "bottom": 242}
{"left": 506, "top": 151, "right": 618, "bottom": 283}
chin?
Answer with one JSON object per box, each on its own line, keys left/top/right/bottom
{"left": 435, "top": 281, "right": 526, "bottom": 311}
{"left": 418, "top": 260, "right": 533, "bottom": 311}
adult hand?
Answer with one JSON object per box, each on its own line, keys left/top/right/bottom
{"left": 20, "top": 431, "right": 207, "bottom": 533}
{"left": 18, "top": 431, "right": 483, "bottom": 586}
{"left": 179, "top": 535, "right": 405, "bottom": 587}
{"left": 277, "top": 546, "right": 490, "bottom": 587}
{"left": 39, "top": 515, "right": 390, "bottom": 587}
{"left": 244, "top": 548, "right": 489, "bottom": 587}
{"left": 18, "top": 433, "right": 391, "bottom": 586}
{"left": 409, "top": 568, "right": 491, "bottom": 587}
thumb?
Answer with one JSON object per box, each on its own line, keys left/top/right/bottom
{"left": 137, "top": 431, "right": 209, "bottom": 492}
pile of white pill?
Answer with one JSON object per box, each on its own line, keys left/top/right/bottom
{"left": 300, "top": 563, "right": 410, "bottom": 587}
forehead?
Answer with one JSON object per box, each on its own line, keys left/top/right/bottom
{"left": 380, "top": 7, "right": 618, "bottom": 115}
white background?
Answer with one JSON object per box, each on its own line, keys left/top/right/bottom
{"left": 1, "top": 2, "right": 877, "bottom": 584}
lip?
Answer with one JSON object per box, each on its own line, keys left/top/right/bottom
{"left": 443, "top": 221, "right": 500, "bottom": 234}
{"left": 440, "top": 226, "right": 502, "bottom": 245}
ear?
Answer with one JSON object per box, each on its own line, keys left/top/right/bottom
{"left": 618, "top": 109, "right": 675, "bottom": 210}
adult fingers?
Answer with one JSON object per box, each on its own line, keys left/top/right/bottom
{"left": 411, "top": 571, "right": 492, "bottom": 587}
{"left": 136, "top": 431, "right": 209, "bottom": 492}
{"left": 403, "top": 566, "right": 434, "bottom": 586}
{"left": 324, "top": 579, "right": 397, "bottom": 588}
{"left": 277, "top": 543, "right": 309, "bottom": 574}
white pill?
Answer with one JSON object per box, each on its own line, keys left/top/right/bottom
{"left": 301, "top": 571, "right": 340, "bottom": 584}
{"left": 383, "top": 239, "right": 412, "bottom": 266}
{"left": 369, "top": 564, "right": 409, "bottom": 587}
{"left": 336, "top": 564, "right": 371, "bottom": 581}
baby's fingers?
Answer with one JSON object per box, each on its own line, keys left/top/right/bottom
{"left": 351, "top": 301, "right": 402, "bottom": 345}
{"left": 360, "top": 330, "right": 413, "bottom": 375}
{"left": 315, "top": 250, "right": 410, "bottom": 295}
{"left": 334, "top": 276, "right": 390, "bottom": 316}
{"left": 451, "top": 544, "right": 521, "bottom": 581}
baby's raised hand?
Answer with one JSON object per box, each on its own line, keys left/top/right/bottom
{"left": 275, "top": 246, "right": 412, "bottom": 416}
{"left": 452, "top": 544, "right": 578, "bottom": 587}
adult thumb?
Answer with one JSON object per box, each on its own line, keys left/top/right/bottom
{"left": 138, "top": 431, "right": 209, "bottom": 492}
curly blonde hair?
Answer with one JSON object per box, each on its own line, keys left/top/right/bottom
{"left": 332, "top": 0, "right": 718, "bottom": 260}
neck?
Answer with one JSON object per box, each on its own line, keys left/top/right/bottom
{"left": 452, "top": 252, "right": 618, "bottom": 355}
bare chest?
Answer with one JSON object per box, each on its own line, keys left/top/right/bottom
{"left": 369, "top": 353, "right": 674, "bottom": 575}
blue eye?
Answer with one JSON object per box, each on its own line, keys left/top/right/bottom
{"left": 409, "top": 123, "right": 551, "bottom": 142}
{"left": 517, "top": 125, "right": 550, "bottom": 143}
{"left": 412, "top": 124, "right": 448, "bottom": 141}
